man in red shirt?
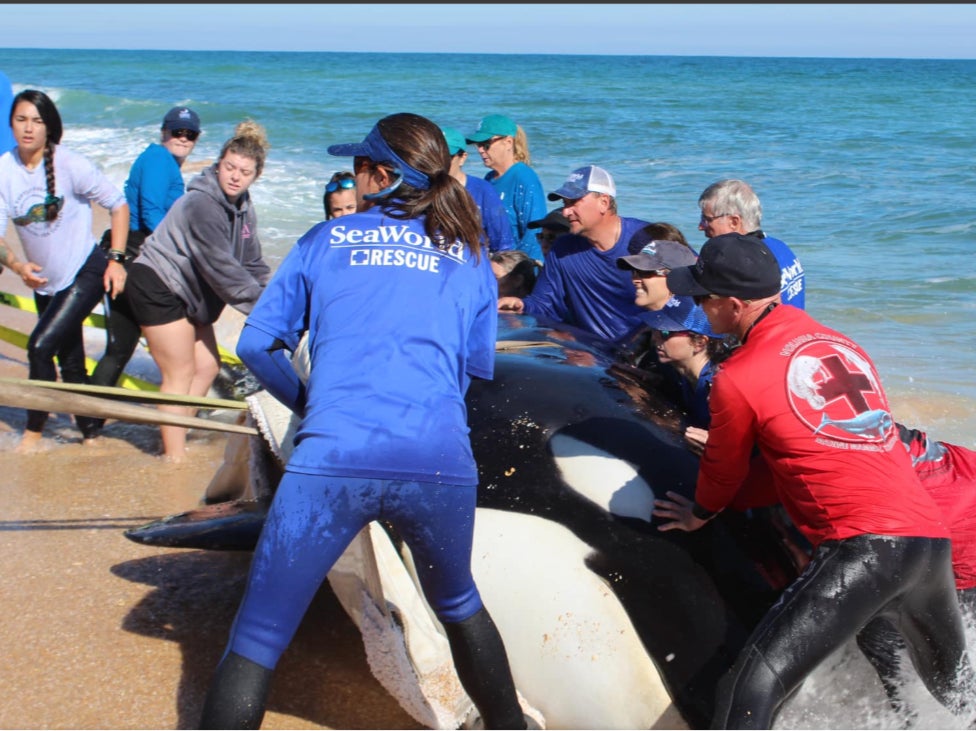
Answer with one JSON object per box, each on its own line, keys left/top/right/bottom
{"left": 652, "top": 232, "right": 975, "bottom": 729}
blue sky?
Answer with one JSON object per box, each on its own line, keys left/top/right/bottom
{"left": 3, "top": 3, "right": 975, "bottom": 59}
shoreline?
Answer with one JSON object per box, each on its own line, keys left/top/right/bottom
{"left": 0, "top": 198, "right": 972, "bottom": 728}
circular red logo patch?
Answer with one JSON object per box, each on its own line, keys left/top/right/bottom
{"left": 786, "top": 340, "right": 892, "bottom": 444}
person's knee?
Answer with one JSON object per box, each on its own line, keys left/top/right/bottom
{"left": 197, "top": 355, "right": 221, "bottom": 384}
{"left": 428, "top": 587, "right": 483, "bottom": 625}
{"left": 714, "top": 646, "right": 786, "bottom": 729}
{"left": 27, "top": 328, "right": 61, "bottom": 364}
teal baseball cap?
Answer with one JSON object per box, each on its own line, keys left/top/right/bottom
{"left": 441, "top": 126, "right": 467, "bottom": 155}
{"left": 466, "top": 114, "right": 517, "bottom": 143}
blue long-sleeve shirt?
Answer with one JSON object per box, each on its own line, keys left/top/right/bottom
{"left": 124, "top": 142, "right": 185, "bottom": 232}
{"left": 522, "top": 216, "right": 650, "bottom": 342}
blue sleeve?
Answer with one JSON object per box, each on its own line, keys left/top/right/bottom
{"left": 140, "top": 160, "right": 184, "bottom": 232}
{"left": 245, "top": 227, "right": 315, "bottom": 352}
{"left": 511, "top": 166, "right": 547, "bottom": 260}
{"left": 237, "top": 323, "right": 306, "bottom": 416}
{"left": 466, "top": 258, "right": 498, "bottom": 384}
{"left": 522, "top": 254, "right": 568, "bottom": 323}
{"left": 481, "top": 190, "right": 515, "bottom": 252}
{"left": 125, "top": 145, "right": 185, "bottom": 232}
{"left": 762, "top": 234, "right": 805, "bottom": 310}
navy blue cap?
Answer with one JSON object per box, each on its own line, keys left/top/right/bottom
{"left": 162, "top": 106, "right": 200, "bottom": 133}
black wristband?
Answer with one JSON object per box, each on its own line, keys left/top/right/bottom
{"left": 691, "top": 502, "right": 717, "bottom": 521}
{"left": 106, "top": 249, "right": 126, "bottom": 264}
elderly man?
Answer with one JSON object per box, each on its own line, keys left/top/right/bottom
{"left": 697, "top": 179, "right": 805, "bottom": 309}
{"left": 497, "top": 165, "right": 650, "bottom": 342}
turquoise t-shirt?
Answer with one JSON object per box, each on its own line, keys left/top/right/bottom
{"left": 486, "top": 161, "right": 547, "bottom": 261}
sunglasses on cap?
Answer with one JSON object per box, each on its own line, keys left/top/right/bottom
{"left": 169, "top": 128, "right": 199, "bottom": 141}
{"left": 325, "top": 177, "right": 356, "bottom": 193}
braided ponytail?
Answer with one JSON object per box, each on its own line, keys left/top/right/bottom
{"left": 43, "top": 142, "right": 58, "bottom": 222}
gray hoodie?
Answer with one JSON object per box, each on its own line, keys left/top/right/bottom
{"left": 132, "top": 164, "right": 271, "bottom": 325}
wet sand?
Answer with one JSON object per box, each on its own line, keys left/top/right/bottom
{"left": 0, "top": 211, "right": 420, "bottom": 729}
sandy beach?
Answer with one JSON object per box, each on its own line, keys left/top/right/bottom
{"left": 0, "top": 206, "right": 420, "bottom": 729}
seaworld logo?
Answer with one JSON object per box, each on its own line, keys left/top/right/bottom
{"left": 328, "top": 224, "right": 466, "bottom": 263}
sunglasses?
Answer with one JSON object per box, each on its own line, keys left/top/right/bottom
{"left": 12, "top": 194, "right": 63, "bottom": 226}
{"left": 325, "top": 177, "right": 356, "bottom": 193}
{"left": 169, "top": 128, "right": 199, "bottom": 141}
{"left": 657, "top": 329, "right": 693, "bottom": 341}
{"left": 475, "top": 136, "right": 506, "bottom": 150}
{"left": 633, "top": 269, "right": 669, "bottom": 278}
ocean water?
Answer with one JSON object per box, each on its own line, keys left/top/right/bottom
{"left": 2, "top": 48, "right": 976, "bottom": 729}
{"left": 0, "top": 48, "right": 974, "bottom": 448}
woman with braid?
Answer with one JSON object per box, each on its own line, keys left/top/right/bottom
{"left": 0, "top": 89, "right": 128, "bottom": 452}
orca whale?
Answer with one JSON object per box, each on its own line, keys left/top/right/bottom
{"left": 125, "top": 314, "right": 809, "bottom": 729}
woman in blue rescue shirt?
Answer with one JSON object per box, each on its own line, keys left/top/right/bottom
{"left": 200, "top": 113, "right": 530, "bottom": 730}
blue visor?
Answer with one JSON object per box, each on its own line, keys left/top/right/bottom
{"left": 328, "top": 124, "right": 431, "bottom": 191}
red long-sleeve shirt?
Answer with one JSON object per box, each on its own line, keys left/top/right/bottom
{"left": 697, "top": 305, "right": 948, "bottom": 548}
{"left": 900, "top": 425, "right": 976, "bottom": 589}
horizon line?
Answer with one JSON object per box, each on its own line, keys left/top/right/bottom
{"left": 1, "top": 47, "right": 973, "bottom": 62}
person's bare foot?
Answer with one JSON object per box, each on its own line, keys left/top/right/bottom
{"left": 158, "top": 447, "right": 189, "bottom": 464}
{"left": 15, "top": 430, "right": 44, "bottom": 454}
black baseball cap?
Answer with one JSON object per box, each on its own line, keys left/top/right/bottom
{"left": 666, "top": 233, "right": 781, "bottom": 299}
{"left": 527, "top": 208, "right": 569, "bottom": 232}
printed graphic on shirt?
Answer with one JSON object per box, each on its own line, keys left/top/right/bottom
{"left": 9, "top": 189, "right": 62, "bottom": 237}
{"left": 781, "top": 257, "right": 804, "bottom": 300}
{"left": 327, "top": 223, "right": 467, "bottom": 271}
{"left": 785, "top": 339, "right": 893, "bottom": 446}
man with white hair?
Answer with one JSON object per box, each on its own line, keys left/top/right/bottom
{"left": 697, "top": 178, "right": 805, "bottom": 309}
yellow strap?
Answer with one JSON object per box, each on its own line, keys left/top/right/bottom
{"left": 0, "top": 322, "right": 159, "bottom": 391}
{"left": 0, "top": 289, "right": 241, "bottom": 367}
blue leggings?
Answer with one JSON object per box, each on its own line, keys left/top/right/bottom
{"left": 713, "top": 534, "right": 975, "bottom": 729}
{"left": 227, "top": 473, "right": 484, "bottom": 669}
{"left": 27, "top": 246, "right": 106, "bottom": 438}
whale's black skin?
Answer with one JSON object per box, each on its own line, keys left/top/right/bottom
{"left": 125, "top": 315, "right": 806, "bottom": 728}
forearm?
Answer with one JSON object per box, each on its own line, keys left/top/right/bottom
{"left": 108, "top": 203, "right": 130, "bottom": 255}
{"left": 237, "top": 323, "right": 306, "bottom": 416}
{"left": 0, "top": 235, "right": 23, "bottom": 274}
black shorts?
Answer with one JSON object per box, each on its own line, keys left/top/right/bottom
{"left": 126, "top": 262, "right": 188, "bottom": 327}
